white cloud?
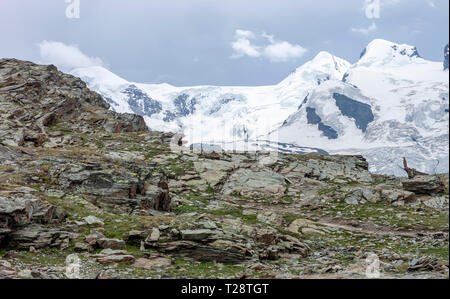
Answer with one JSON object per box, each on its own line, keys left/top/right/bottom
{"left": 263, "top": 41, "right": 307, "bottom": 62}
{"left": 235, "top": 29, "right": 256, "bottom": 39}
{"left": 350, "top": 22, "right": 377, "bottom": 35}
{"left": 37, "top": 40, "right": 104, "bottom": 70}
{"left": 231, "top": 35, "right": 261, "bottom": 58}
{"left": 230, "top": 29, "right": 307, "bottom": 62}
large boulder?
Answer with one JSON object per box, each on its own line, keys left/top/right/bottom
{"left": 402, "top": 175, "right": 445, "bottom": 195}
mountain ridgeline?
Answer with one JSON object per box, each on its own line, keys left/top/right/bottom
{"left": 70, "top": 40, "right": 449, "bottom": 176}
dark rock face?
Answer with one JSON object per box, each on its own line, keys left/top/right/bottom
{"left": 209, "top": 97, "right": 236, "bottom": 114}
{"left": 123, "top": 85, "right": 162, "bottom": 117}
{"left": 342, "top": 73, "right": 350, "bottom": 82}
{"left": 163, "top": 94, "right": 197, "bottom": 122}
{"left": 391, "top": 45, "right": 421, "bottom": 58}
{"left": 360, "top": 48, "right": 367, "bottom": 59}
{"left": 306, "top": 107, "right": 338, "bottom": 139}
{"left": 316, "top": 75, "right": 330, "bottom": 85}
{"left": 444, "top": 43, "right": 449, "bottom": 71}
{"left": 332, "top": 93, "right": 374, "bottom": 132}
{"left": 174, "top": 94, "right": 197, "bottom": 117}
{"left": 163, "top": 110, "right": 177, "bottom": 122}
{"left": 297, "top": 95, "right": 309, "bottom": 111}
{"left": 360, "top": 44, "right": 421, "bottom": 59}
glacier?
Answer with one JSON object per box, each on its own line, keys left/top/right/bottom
{"left": 70, "top": 39, "right": 449, "bottom": 176}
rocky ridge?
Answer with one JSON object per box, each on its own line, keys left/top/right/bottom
{"left": 0, "top": 59, "right": 448, "bottom": 279}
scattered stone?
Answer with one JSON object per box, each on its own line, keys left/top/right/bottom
{"left": 85, "top": 232, "right": 105, "bottom": 246}
{"left": 132, "top": 257, "right": 172, "bottom": 270}
{"left": 146, "top": 227, "right": 160, "bottom": 243}
{"left": 97, "top": 238, "right": 126, "bottom": 250}
{"left": 94, "top": 249, "right": 135, "bottom": 264}
{"left": 408, "top": 257, "right": 439, "bottom": 272}
{"left": 83, "top": 216, "right": 104, "bottom": 226}
{"left": 97, "top": 255, "right": 135, "bottom": 264}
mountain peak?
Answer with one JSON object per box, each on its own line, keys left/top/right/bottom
{"left": 358, "top": 39, "right": 421, "bottom": 67}
{"left": 311, "top": 51, "right": 334, "bottom": 62}
{"left": 280, "top": 51, "right": 350, "bottom": 86}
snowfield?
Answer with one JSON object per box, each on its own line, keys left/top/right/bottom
{"left": 71, "top": 39, "right": 449, "bottom": 176}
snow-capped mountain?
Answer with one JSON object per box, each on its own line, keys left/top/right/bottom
{"left": 71, "top": 50, "right": 349, "bottom": 148}
{"left": 273, "top": 39, "right": 449, "bottom": 175}
{"left": 70, "top": 39, "right": 449, "bottom": 176}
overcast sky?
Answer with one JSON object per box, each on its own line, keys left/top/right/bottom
{"left": 0, "top": 0, "right": 448, "bottom": 86}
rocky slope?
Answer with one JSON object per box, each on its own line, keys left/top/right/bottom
{"left": 0, "top": 59, "right": 448, "bottom": 279}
